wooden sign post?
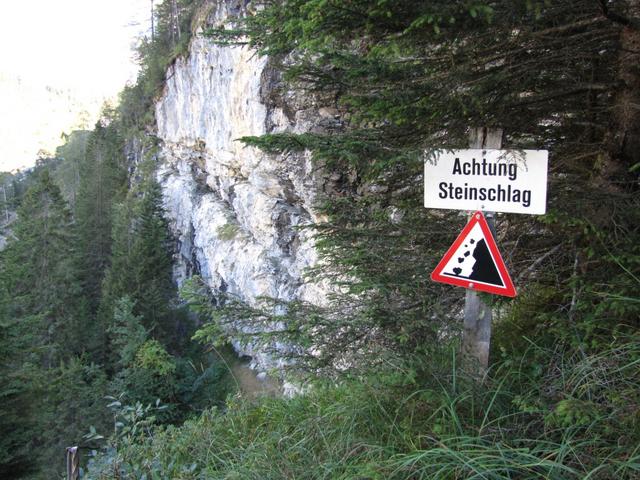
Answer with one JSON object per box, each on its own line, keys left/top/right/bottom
{"left": 462, "top": 127, "right": 502, "bottom": 373}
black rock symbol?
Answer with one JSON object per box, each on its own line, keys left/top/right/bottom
{"left": 464, "top": 251, "right": 470, "bottom": 257}
{"left": 470, "top": 239, "right": 475, "bottom": 244}
{"left": 458, "top": 257, "right": 465, "bottom": 263}
{"left": 453, "top": 267, "right": 462, "bottom": 275}
{"left": 468, "top": 239, "right": 503, "bottom": 286}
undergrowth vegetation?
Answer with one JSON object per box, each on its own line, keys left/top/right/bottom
{"left": 85, "top": 338, "right": 640, "bottom": 479}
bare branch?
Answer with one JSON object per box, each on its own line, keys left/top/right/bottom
{"left": 516, "top": 244, "right": 564, "bottom": 283}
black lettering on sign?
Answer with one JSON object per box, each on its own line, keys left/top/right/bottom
{"left": 436, "top": 181, "right": 533, "bottom": 208}
{"left": 438, "top": 182, "right": 448, "bottom": 199}
{"left": 450, "top": 157, "right": 518, "bottom": 181}
{"left": 452, "top": 158, "right": 462, "bottom": 175}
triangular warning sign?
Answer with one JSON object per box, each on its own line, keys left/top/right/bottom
{"left": 431, "top": 211, "right": 516, "bottom": 297}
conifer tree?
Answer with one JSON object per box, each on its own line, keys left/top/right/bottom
{"left": 0, "top": 168, "right": 107, "bottom": 476}
{"left": 0, "top": 271, "right": 33, "bottom": 478}
{"left": 99, "top": 173, "right": 176, "bottom": 370}
{"left": 134, "top": 178, "right": 175, "bottom": 334}
{"left": 107, "top": 297, "right": 178, "bottom": 416}
{"left": 76, "top": 113, "right": 126, "bottom": 311}
{"left": 53, "top": 130, "right": 90, "bottom": 211}
{"left": 1, "top": 169, "right": 88, "bottom": 360}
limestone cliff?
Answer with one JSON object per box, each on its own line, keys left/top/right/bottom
{"left": 155, "top": 1, "right": 331, "bottom": 373}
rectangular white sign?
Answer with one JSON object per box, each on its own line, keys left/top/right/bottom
{"left": 424, "top": 149, "right": 548, "bottom": 215}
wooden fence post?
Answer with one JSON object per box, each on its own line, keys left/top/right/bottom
{"left": 462, "top": 127, "right": 503, "bottom": 375}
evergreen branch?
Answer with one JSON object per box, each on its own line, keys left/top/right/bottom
{"left": 598, "top": 0, "right": 640, "bottom": 30}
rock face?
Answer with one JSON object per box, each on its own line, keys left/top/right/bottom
{"left": 0, "top": 212, "right": 16, "bottom": 251}
{"left": 155, "top": 1, "right": 328, "bottom": 373}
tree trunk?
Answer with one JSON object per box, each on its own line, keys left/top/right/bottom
{"left": 2, "top": 185, "right": 8, "bottom": 224}
{"left": 173, "top": 0, "right": 181, "bottom": 41}
{"left": 604, "top": 1, "right": 640, "bottom": 180}
{"left": 150, "top": 0, "right": 155, "bottom": 41}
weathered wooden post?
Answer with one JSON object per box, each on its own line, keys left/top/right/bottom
{"left": 66, "top": 446, "right": 79, "bottom": 480}
{"left": 461, "top": 127, "right": 503, "bottom": 374}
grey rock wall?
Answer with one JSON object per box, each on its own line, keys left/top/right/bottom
{"left": 155, "top": 1, "right": 328, "bottom": 374}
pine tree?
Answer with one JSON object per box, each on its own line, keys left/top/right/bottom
{"left": 1, "top": 169, "right": 89, "bottom": 360}
{"left": 0, "top": 168, "right": 105, "bottom": 476}
{"left": 107, "top": 297, "right": 177, "bottom": 418}
{"left": 0, "top": 271, "right": 33, "bottom": 478}
{"left": 134, "top": 178, "right": 175, "bottom": 335}
{"left": 37, "top": 358, "right": 109, "bottom": 477}
{"left": 98, "top": 174, "right": 177, "bottom": 370}
{"left": 53, "top": 130, "right": 90, "bottom": 211}
{"left": 76, "top": 113, "right": 127, "bottom": 312}
{"left": 108, "top": 296, "right": 148, "bottom": 369}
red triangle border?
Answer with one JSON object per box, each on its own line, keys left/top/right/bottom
{"left": 431, "top": 211, "right": 517, "bottom": 297}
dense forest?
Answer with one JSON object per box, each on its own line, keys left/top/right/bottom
{"left": 1, "top": 0, "right": 639, "bottom": 479}
{"left": 0, "top": 2, "right": 235, "bottom": 478}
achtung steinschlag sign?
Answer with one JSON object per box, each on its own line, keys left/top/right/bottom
{"left": 424, "top": 149, "right": 548, "bottom": 215}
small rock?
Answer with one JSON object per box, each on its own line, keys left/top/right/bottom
{"left": 388, "top": 207, "right": 404, "bottom": 225}
{"left": 318, "top": 107, "right": 339, "bottom": 118}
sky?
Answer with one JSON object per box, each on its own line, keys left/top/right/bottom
{"left": 0, "top": 0, "right": 151, "bottom": 171}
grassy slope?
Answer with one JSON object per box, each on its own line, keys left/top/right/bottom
{"left": 85, "top": 339, "right": 640, "bottom": 480}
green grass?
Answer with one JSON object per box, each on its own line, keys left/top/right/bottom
{"left": 84, "top": 338, "right": 640, "bottom": 480}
